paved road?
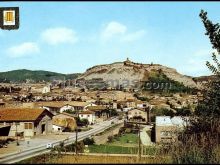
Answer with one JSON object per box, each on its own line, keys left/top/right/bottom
{"left": 0, "top": 117, "right": 122, "bottom": 164}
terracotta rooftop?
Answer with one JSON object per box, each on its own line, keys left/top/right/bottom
{"left": 0, "top": 108, "right": 51, "bottom": 122}
{"left": 56, "top": 112, "right": 76, "bottom": 118}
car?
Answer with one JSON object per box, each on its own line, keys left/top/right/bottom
{"left": 46, "top": 143, "right": 53, "bottom": 149}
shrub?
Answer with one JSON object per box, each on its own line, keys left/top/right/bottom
{"left": 107, "top": 136, "right": 114, "bottom": 143}
{"left": 83, "top": 138, "right": 95, "bottom": 145}
{"left": 125, "top": 128, "right": 132, "bottom": 133}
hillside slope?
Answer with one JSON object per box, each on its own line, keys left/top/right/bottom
{"left": 78, "top": 59, "right": 201, "bottom": 89}
{"left": 0, "top": 69, "right": 80, "bottom": 83}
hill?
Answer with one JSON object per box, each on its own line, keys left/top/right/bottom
{"left": 78, "top": 58, "right": 202, "bottom": 91}
{"left": 0, "top": 69, "right": 80, "bottom": 83}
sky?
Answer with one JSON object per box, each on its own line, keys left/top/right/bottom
{"left": 0, "top": 2, "right": 220, "bottom": 77}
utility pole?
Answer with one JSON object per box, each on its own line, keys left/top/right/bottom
{"left": 138, "top": 123, "right": 141, "bottom": 161}
{"left": 75, "top": 110, "right": 79, "bottom": 155}
{"left": 135, "top": 122, "right": 141, "bottom": 161}
{"left": 15, "top": 123, "right": 19, "bottom": 146}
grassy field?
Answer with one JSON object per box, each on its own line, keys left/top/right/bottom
{"left": 87, "top": 133, "right": 158, "bottom": 155}
{"left": 110, "top": 133, "right": 138, "bottom": 146}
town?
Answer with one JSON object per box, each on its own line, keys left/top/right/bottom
{"left": 0, "top": 59, "right": 203, "bottom": 163}
{"left": 0, "top": 1, "right": 220, "bottom": 164}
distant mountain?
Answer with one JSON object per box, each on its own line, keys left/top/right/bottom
{"left": 0, "top": 69, "right": 81, "bottom": 83}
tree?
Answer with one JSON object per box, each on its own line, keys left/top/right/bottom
{"left": 170, "top": 10, "right": 220, "bottom": 164}
{"left": 83, "top": 138, "right": 95, "bottom": 145}
{"left": 199, "top": 10, "right": 220, "bottom": 76}
{"left": 195, "top": 10, "right": 220, "bottom": 118}
{"left": 80, "top": 118, "right": 89, "bottom": 126}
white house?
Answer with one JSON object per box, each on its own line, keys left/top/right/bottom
{"left": 60, "top": 105, "right": 75, "bottom": 113}
{"left": 79, "top": 111, "right": 96, "bottom": 124}
{"left": 42, "top": 85, "right": 51, "bottom": 94}
{"left": 40, "top": 101, "right": 97, "bottom": 115}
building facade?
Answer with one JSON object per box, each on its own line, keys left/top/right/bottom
{"left": 0, "top": 108, "right": 54, "bottom": 138}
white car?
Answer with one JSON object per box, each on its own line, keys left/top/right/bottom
{"left": 46, "top": 143, "right": 53, "bottom": 149}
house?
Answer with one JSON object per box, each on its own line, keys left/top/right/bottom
{"left": 42, "top": 85, "right": 51, "bottom": 94}
{"left": 127, "top": 108, "right": 149, "bottom": 123}
{"left": 41, "top": 102, "right": 68, "bottom": 115}
{"left": 31, "top": 85, "right": 50, "bottom": 94}
{"left": 68, "top": 101, "right": 96, "bottom": 111}
{"left": 40, "top": 101, "right": 96, "bottom": 115}
{"left": 79, "top": 111, "right": 96, "bottom": 124}
{"left": 52, "top": 113, "right": 77, "bottom": 132}
{"left": 155, "top": 116, "right": 189, "bottom": 143}
{"left": 86, "top": 105, "right": 109, "bottom": 121}
{"left": 135, "top": 100, "right": 149, "bottom": 108}
{"left": 0, "top": 108, "right": 54, "bottom": 138}
{"left": 126, "top": 99, "right": 136, "bottom": 108}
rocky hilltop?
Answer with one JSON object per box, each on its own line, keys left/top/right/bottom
{"left": 78, "top": 58, "right": 201, "bottom": 89}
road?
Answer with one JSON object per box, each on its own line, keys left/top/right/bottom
{"left": 0, "top": 117, "right": 122, "bottom": 164}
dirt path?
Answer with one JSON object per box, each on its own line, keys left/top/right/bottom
{"left": 140, "top": 126, "right": 153, "bottom": 146}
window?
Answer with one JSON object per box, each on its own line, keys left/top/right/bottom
{"left": 87, "top": 115, "right": 90, "bottom": 117}
{"left": 81, "top": 115, "right": 83, "bottom": 117}
{"left": 24, "top": 123, "right": 33, "bottom": 129}
{"left": 28, "top": 123, "right": 33, "bottom": 129}
{"left": 24, "top": 123, "right": 28, "bottom": 129}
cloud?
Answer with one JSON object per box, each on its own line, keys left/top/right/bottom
{"left": 41, "top": 27, "right": 78, "bottom": 45}
{"left": 121, "top": 30, "right": 146, "bottom": 42}
{"left": 101, "top": 21, "right": 127, "bottom": 41}
{"left": 7, "top": 42, "right": 40, "bottom": 58}
{"left": 100, "top": 21, "right": 145, "bottom": 43}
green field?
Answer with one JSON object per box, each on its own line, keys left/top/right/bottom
{"left": 109, "top": 133, "right": 138, "bottom": 146}
{"left": 88, "top": 133, "right": 157, "bottom": 155}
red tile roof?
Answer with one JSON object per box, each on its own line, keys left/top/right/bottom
{"left": 0, "top": 108, "right": 52, "bottom": 122}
